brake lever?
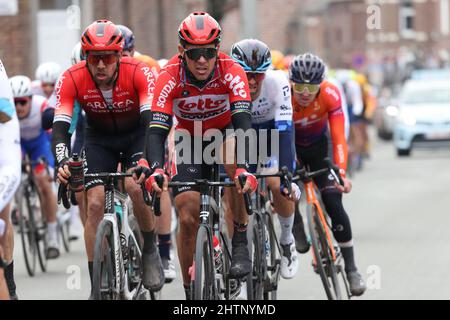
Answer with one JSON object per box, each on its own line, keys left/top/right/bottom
{"left": 151, "top": 175, "right": 163, "bottom": 216}
{"left": 57, "top": 183, "right": 71, "bottom": 209}
{"left": 238, "top": 174, "right": 253, "bottom": 216}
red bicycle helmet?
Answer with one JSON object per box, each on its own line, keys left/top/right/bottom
{"left": 178, "top": 12, "right": 221, "bottom": 46}
{"left": 81, "top": 20, "right": 124, "bottom": 54}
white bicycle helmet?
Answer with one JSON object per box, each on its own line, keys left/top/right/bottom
{"left": 71, "top": 42, "right": 86, "bottom": 66}
{"left": 35, "top": 62, "right": 61, "bottom": 84}
{"left": 9, "top": 75, "right": 32, "bottom": 98}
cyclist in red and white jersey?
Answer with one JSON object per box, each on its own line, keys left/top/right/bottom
{"left": 134, "top": 12, "right": 258, "bottom": 299}
{"left": 52, "top": 20, "right": 164, "bottom": 297}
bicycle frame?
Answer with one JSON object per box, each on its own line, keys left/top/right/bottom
{"left": 88, "top": 173, "right": 143, "bottom": 300}
{"left": 303, "top": 180, "right": 337, "bottom": 263}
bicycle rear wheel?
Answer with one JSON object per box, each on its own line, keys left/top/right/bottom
{"left": 192, "top": 225, "right": 216, "bottom": 300}
{"left": 34, "top": 192, "right": 48, "bottom": 273}
{"left": 93, "top": 220, "right": 120, "bottom": 300}
{"left": 18, "top": 192, "right": 37, "bottom": 277}
{"left": 307, "top": 203, "right": 342, "bottom": 300}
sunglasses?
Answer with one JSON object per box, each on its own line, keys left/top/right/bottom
{"left": 184, "top": 47, "right": 218, "bottom": 61}
{"left": 87, "top": 54, "right": 119, "bottom": 66}
{"left": 42, "top": 82, "right": 55, "bottom": 88}
{"left": 292, "top": 83, "right": 320, "bottom": 94}
{"left": 246, "top": 72, "right": 266, "bottom": 82}
{"left": 14, "top": 99, "right": 29, "bottom": 106}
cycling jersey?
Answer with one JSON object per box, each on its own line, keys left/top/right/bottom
{"left": 31, "top": 79, "right": 45, "bottom": 97}
{"left": 134, "top": 54, "right": 161, "bottom": 77}
{"left": 18, "top": 95, "right": 48, "bottom": 141}
{"left": 54, "top": 57, "right": 154, "bottom": 134}
{"left": 17, "top": 94, "right": 55, "bottom": 168}
{"left": 150, "top": 52, "right": 251, "bottom": 135}
{"left": 52, "top": 57, "right": 156, "bottom": 166}
{"left": 0, "top": 59, "right": 21, "bottom": 212}
{"left": 250, "top": 69, "right": 295, "bottom": 172}
{"left": 293, "top": 80, "right": 348, "bottom": 172}
{"left": 147, "top": 52, "right": 252, "bottom": 173}
{"left": 327, "top": 77, "right": 350, "bottom": 140}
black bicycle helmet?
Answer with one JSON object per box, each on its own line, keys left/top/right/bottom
{"left": 230, "top": 39, "right": 272, "bottom": 72}
{"left": 289, "top": 53, "right": 326, "bottom": 84}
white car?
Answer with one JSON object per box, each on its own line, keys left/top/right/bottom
{"left": 394, "top": 79, "right": 450, "bottom": 156}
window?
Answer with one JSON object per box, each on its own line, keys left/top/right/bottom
{"left": 399, "top": 1, "right": 415, "bottom": 39}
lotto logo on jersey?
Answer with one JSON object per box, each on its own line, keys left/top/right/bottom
{"left": 224, "top": 73, "right": 247, "bottom": 99}
{"left": 175, "top": 94, "right": 228, "bottom": 113}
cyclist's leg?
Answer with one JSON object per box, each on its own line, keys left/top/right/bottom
{"left": 170, "top": 131, "right": 203, "bottom": 296}
{"left": 157, "top": 191, "right": 176, "bottom": 282}
{"left": 266, "top": 173, "right": 299, "bottom": 279}
{"left": 0, "top": 205, "right": 15, "bottom": 299}
{"left": 29, "top": 137, "right": 59, "bottom": 258}
{"left": 222, "top": 136, "right": 252, "bottom": 278}
{"left": 83, "top": 134, "right": 119, "bottom": 294}
{"left": 0, "top": 117, "right": 20, "bottom": 299}
{"left": 172, "top": 173, "right": 202, "bottom": 295}
{"left": 0, "top": 220, "right": 9, "bottom": 300}
{"left": 308, "top": 137, "right": 366, "bottom": 296}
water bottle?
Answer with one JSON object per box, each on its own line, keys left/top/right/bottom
{"left": 213, "top": 235, "right": 223, "bottom": 274}
{"left": 68, "top": 154, "right": 84, "bottom": 193}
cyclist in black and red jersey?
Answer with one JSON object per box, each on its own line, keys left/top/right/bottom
{"left": 134, "top": 12, "right": 258, "bottom": 299}
{"left": 52, "top": 20, "right": 164, "bottom": 297}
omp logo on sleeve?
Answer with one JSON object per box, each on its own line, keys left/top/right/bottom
{"left": 224, "top": 73, "right": 247, "bottom": 99}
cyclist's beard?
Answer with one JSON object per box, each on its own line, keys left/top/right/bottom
{"left": 89, "top": 63, "right": 119, "bottom": 88}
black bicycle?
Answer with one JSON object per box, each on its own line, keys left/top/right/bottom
{"left": 246, "top": 167, "right": 293, "bottom": 300}
{"left": 13, "top": 157, "right": 49, "bottom": 277}
{"left": 152, "top": 165, "right": 252, "bottom": 300}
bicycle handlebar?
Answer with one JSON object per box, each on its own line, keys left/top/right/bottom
{"left": 293, "top": 157, "right": 345, "bottom": 187}
{"left": 58, "top": 172, "right": 151, "bottom": 209}
{"left": 151, "top": 174, "right": 253, "bottom": 216}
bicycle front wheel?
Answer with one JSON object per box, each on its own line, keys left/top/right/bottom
{"left": 247, "top": 212, "right": 265, "bottom": 300}
{"left": 263, "top": 211, "right": 280, "bottom": 300}
{"left": 307, "top": 203, "right": 342, "bottom": 300}
{"left": 18, "top": 192, "right": 37, "bottom": 277}
{"left": 93, "top": 220, "right": 121, "bottom": 300}
{"left": 192, "top": 225, "right": 216, "bottom": 300}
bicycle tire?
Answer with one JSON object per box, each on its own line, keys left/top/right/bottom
{"left": 18, "top": 191, "right": 37, "bottom": 277}
{"left": 127, "top": 215, "right": 143, "bottom": 295}
{"left": 307, "top": 203, "right": 341, "bottom": 300}
{"left": 247, "top": 212, "right": 265, "bottom": 300}
{"left": 59, "top": 217, "right": 71, "bottom": 253}
{"left": 263, "top": 211, "right": 280, "bottom": 300}
{"left": 192, "top": 225, "right": 215, "bottom": 300}
{"left": 35, "top": 191, "right": 48, "bottom": 273}
{"left": 93, "top": 220, "right": 120, "bottom": 300}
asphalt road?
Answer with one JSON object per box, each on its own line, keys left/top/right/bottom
{"left": 12, "top": 131, "right": 450, "bottom": 300}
